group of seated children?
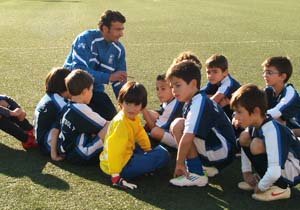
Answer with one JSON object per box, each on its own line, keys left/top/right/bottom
{"left": 1, "top": 53, "right": 300, "bottom": 201}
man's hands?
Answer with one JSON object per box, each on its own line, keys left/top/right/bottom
{"left": 111, "top": 174, "right": 137, "bottom": 190}
{"left": 109, "top": 71, "right": 127, "bottom": 83}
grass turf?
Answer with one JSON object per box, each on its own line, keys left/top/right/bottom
{"left": 0, "top": 0, "right": 300, "bottom": 209}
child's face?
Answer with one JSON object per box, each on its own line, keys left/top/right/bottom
{"left": 156, "top": 80, "right": 173, "bottom": 103}
{"left": 262, "top": 66, "right": 284, "bottom": 87}
{"left": 169, "top": 77, "right": 196, "bottom": 102}
{"left": 121, "top": 102, "right": 142, "bottom": 120}
{"left": 82, "top": 85, "right": 93, "bottom": 104}
{"left": 234, "top": 105, "right": 254, "bottom": 128}
{"left": 206, "top": 67, "right": 227, "bottom": 84}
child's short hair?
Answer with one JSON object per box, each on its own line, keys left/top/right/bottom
{"left": 98, "top": 10, "right": 126, "bottom": 31}
{"left": 262, "top": 56, "right": 292, "bottom": 83}
{"left": 166, "top": 60, "right": 201, "bottom": 89}
{"left": 230, "top": 84, "right": 267, "bottom": 116}
{"left": 156, "top": 73, "right": 166, "bottom": 81}
{"left": 118, "top": 81, "right": 147, "bottom": 108}
{"left": 172, "top": 51, "right": 202, "bottom": 69}
{"left": 205, "top": 54, "right": 228, "bottom": 72}
{"left": 45, "top": 67, "right": 70, "bottom": 94}
{"left": 65, "top": 69, "right": 94, "bottom": 96}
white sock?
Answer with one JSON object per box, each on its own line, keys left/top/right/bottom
{"left": 161, "top": 132, "right": 177, "bottom": 148}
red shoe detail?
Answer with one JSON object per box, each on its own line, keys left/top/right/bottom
{"left": 22, "top": 134, "right": 38, "bottom": 149}
{"left": 27, "top": 129, "right": 35, "bottom": 137}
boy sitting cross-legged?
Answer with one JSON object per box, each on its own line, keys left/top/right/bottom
{"left": 231, "top": 84, "right": 300, "bottom": 201}
{"left": 167, "top": 60, "right": 237, "bottom": 187}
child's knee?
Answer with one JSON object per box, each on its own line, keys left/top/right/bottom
{"left": 153, "top": 145, "right": 170, "bottom": 164}
{"left": 150, "top": 127, "right": 163, "bottom": 139}
{"left": 239, "top": 131, "right": 251, "bottom": 147}
{"left": 250, "top": 138, "right": 265, "bottom": 155}
{"left": 170, "top": 118, "right": 184, "bottom": 134}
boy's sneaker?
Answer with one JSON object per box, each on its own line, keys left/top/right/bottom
{"left": 22, "top": 134, "right": 38, "bottom": 149}
{"left": 252, "top": 186, "right": 291, "bottom": 201}
{"left": 203, "top": 166, "right": 219, "bottom": 177}
{"left": 169, "top": 173, "right": 208, "bottom": 187}
{"left": 238, "top": 181, "right": 255, "bottom": 191}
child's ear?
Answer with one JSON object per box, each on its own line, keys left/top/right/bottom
{"left": 191, "top": 79, "right": 198, "bottom": 88}
{"left": 280, "top": 73, "right": 287, "bottom": 81}
{"left": 253, "top": 107, "right": 261, "bottom": 116}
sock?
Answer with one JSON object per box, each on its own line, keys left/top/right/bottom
{"left": 186, "top": 157, "right": 204, "bottom": 175}
{"left": 161, "top": 132, "right": 178, "bottom": 148}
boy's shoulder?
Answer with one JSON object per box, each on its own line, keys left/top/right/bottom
{"left": 223, "top": 74, "right": 241, "bottom": 86}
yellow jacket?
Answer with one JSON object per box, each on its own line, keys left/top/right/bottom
{"left": 100, "top": 111, "right": 151, "bottom": 175}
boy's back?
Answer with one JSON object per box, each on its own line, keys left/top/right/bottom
{"left": 58, "top": 101, "right": 106, "bottom": 153}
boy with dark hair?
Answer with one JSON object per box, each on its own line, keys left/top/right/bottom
{"left": 35, "top": 67, "right": 70, "bottom": 155}
{"left": 64, "top": 10, "right": 127, "bottom": 121}
{"left": 230, "top": 84, "right": 300, "bottom": 201}
{"left": 100, "top": 81, "right": 170, "bottom": 189}
{"left": 262, "top": 56, "right": 300, "bottom": 130}
{"left": 142, "top": 73, "right": 184, "bottom": 148}
{"left": 52, "top": 69, "right": 108, "bottom": 164}
{"left": 0, "top": 95, "right": 37, "bottom": 149}
{"left": 201, "top": 54, "right": 240, "bottom": 120}
{"left": 166, "top": 61, "right": 236, "bottom": 187}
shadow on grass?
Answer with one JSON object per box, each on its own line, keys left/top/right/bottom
{"left": 120, "top": 154, "right": 300, "bottom": 210}
{"left": 0, "top": 143, "right": 69, "bottom": 191}
{"left": 2, "top": 142, "right": 299, "bottom": 209}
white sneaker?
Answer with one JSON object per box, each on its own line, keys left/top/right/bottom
{"left": 169, "top": 173, "right": 208, "bottom": 187}
{"left": 203, "top": 166, "right": 219, "bottom": 177}
{"left": 252, "top": 186, "right": 291, "bottom": 201}
{"left": 238, "top": 181, "right": 254, "bottom": 191}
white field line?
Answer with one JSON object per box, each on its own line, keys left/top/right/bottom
{"left": 0, "top": 39, "right": 299, "bottom": 51}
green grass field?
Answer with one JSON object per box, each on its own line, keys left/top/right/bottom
{"left": 1, "top": 0, "right": 300, "bottom": 209}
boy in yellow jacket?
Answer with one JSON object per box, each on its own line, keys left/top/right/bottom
{"left": 100, "top": 81, "right": 170, "bottom": 189}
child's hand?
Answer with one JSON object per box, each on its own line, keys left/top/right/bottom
{"left": 243, "top": 172, "right": 259, "bottom": 187}
{"left": 51, "top": 154, "right": 65, "bottom": 161}
{"left": 232, "top": 117, "right": 240, "bottom": 129}
{"left": 254, "top": 185, "right": 263, "bottom": 194}
{"left": 174, "top": 163, "right": 188, "bottom": 178}
{"left": 219, "top": 97, "right": 230, "bottom": 107}
{"left": 11, "top": 108, "right": 26, "bottom": 121}
{"left": 111, "top": 175, "right": 137, "bottom": 190}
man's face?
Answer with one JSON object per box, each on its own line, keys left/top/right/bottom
{"left": 102, "top": 21, "right": 124, "bottom": 42}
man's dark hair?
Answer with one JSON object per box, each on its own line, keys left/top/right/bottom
{"left": 98, "top": 10, "right": 126, "bottom": 30}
